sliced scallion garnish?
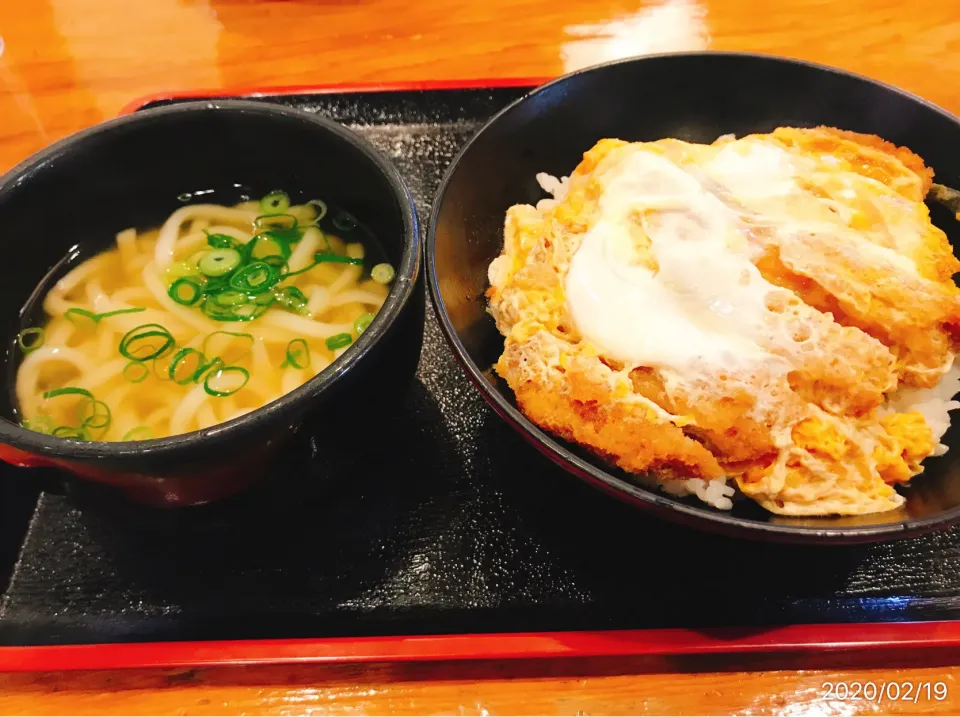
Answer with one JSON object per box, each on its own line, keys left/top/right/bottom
{"left": 371, "top": 263, "right": 395, "bottom": 284}
{"left": 123, "top": 360, "right": 150, "bottom": 383}
{"left": 260, "top": 191, "right": 290, "bottom": 215}
{"left": 43, "top": 387, "right": 94, "bottom": 400}
{"left": 23, "top": 416, "right": 56, "bottom": 434}
{"left": 201, "top": 331, "right": 254, "bottom": 361}
{"left": 274, "top": 286, "right": 309, "bottom": 315}
{"left": 65, "top": 307, "right": 146, "bottom": 326}
{"left": 282, "top": 338, "right": 310, "bottom": 369}
{"left": 119, "top": 324, "right": 175, "bottom": 361}
{"left": 307, "top": 199, "right": 328, "bottom": 222}
{"left": 228, "top": 262, "right": 278, "bottom": 294}
{"left": 165, "top": 195, "right": 370, "bottom": 325}
{"left": 122, "top": 426, "right": 153, "bottom": 441}
{"left": 52, "top": 425, "right": 90, "bottom": 440}
{"left": 199, "top": 248, "right": 242, "bottom": 277}
{"left": 325, "top": 333, "right": 352, "bottom": 351}
{"left": 254, "top": 214, "right": 298, "bottom": 234}
{"left": 206, "top": 233, "right": 240, "bottom": 250}
{"left": 168, "top": 277, "right": 203, "bottom": 306}
{"left": 354, "top": 313, "right": 375, "bottom": 335}
{"left": 168, "top": 348, "right": 207, "bottom": 385}
{"left": 203, "top": 366, "right": 250, "bottom": 397}
{"left": 81, "top": 399, "right": 111, "bottom": 431}
{"left": 247, "top": 232, "right": 293, "bottom": 263}
{"left": 193, "top": 356, "right": 225, "bottom": 383}
{"left": 17, "top": 327, "right": 44, "bottom": 353}
{"left": 213, "top": 290, "right": 248, "bottom": 307}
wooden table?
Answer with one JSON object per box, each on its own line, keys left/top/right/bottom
{"left": 1, "top": 0, "right": 960, "bottom": 713}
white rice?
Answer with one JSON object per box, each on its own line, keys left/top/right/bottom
{"left": 660, "top": 477, "right": 736, "bottom": 510}
{"left": 536, "top": 172, "right": 569, "bottom": 203}
{"left": 882, "top": 360, "right": 960, "bottom": 456}
{"left": 635, "top": 473, "right": 736, "bottom": 510}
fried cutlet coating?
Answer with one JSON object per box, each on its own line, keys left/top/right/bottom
{"left": 489, "top": 127, "right": 960, "bottom": 516}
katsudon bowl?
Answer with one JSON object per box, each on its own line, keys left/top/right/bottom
{"left": 428, "top": 52, "right": 960, "bottom": 543}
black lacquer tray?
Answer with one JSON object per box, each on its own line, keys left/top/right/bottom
{"left": 0, "top": 79, "right": 958, "bottom": 671}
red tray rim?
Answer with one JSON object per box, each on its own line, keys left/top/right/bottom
{"left": 0, "top": 77, "right": 951, "bottom": 673}
{"left": 118, "top": 76, "right": 547, "bottom": 115}
{"left": 1, "top": 621, "right": 960, "bottom": 672}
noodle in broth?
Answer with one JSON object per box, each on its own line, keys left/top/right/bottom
{"left": 14, "top": 192, "right": 392, "bottom": 441}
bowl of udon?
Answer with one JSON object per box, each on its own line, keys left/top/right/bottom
{"left": 0, "top": 100, "right": 422, "bottom": 506}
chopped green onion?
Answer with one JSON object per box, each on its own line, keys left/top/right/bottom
{"left": 97, "top": 308, "right": 147, "bottom": 320}
{"left": 229, "top": 261, "right": 278, "bottom": 294}
{"left": 81, "top": 399, "right": 111, "bottom": 431}
{"left": 246, "top": 232, "right": 292, "bottom": 262}
{"left": 260, "top": 191, "right": 290, "bottom": 215}
{"left": 325, "top": 333, "right": 353, "bottom": 351}
{"left": 199, "top": 248, "right": 242, "bottom": 277}
{"left": 231, "top": 303, "right": 272, "bottom": 320}
{"left": 203, "top": 366, "right": 250, "bottom": 397}
{"left": 168, "top": 348, "right": 207, "bottom": 385}
{"left": 43, "top": 387, "right": 93, "bottom": 400}
{"left": 213, "top": 290, "right": 248, "bottom": 307}
{"left": 23, "top": 417, "right": 56, "bottom": 435}
{"left": 193, "top": 356, "right": 225, "bottom": 383}
{"left": 332, "top": 212, "right": 357, "bottom": 232}
{"left": 274, "top": 286, "right": 309, "bottom": 315}
{"left": 314, "top": 252, "right": 364, "bottom": 266}
{"left": 168, "top": 277, "right": 203, "bottom": 306}
{"left": 262, "top": 255, "right": 288, "bottom": 271}
{"left": 166, "top": 194, "right": 367, "bottom": 325}
{"left": 52, "top": 425, "right": 90, "bottom": 440}
{"left": 371, "top": 263, "right": 395, "bottom": 284}
{"left": 283, "top": 338, "right": 310, "bottom": 369}
{"left": 201, "top": 332, "right": 254, "bottom": 366}
{"left": 254, "top": 214, "right": 298, "bottom": 233}
{"left": 201, "top": 299, "right": 270, "bottom": 322}
{"left": 64, "top": 308, "right": 98, "bottom": 327}
{"left": 307, "top": 199, "right": 328, "bottom": 222}
{"left": 122, "top": 426, "right": 153, "bottom": 441}
{"left": 206, "top": 232, "right": 240, "bottom": 249}
{"left": 200, "top": 276, "right": 230, "bottom": 295}
{"left": 65, "top": 307, "right": 146, "bottom": 326}
{"left": 354, "top": 313, "right": 375, "bottom": 335}
{"left": 119, "top": 324, "right": 175, "bottom": 361}
{"left": 165, "top": 261, "right": 202, "bottom": 282}
{"left": 17, "top": 327, "right": 44, "bottom": 353}
{"left": 123, "top": 360, "right": 150, "bottom": 383}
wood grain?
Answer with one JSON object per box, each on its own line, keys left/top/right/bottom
{"left": 1, "top": 0, "right": 960, "bottom": 713}
{"left": 0, "top": 656, "right": 958, "bottom": 716}
{"left": 1, "top": 0, "right": 960, "bottom": 172}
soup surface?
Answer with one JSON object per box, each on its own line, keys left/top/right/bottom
{"left": 15, "top": 192, "right": 393, "bottom": 441}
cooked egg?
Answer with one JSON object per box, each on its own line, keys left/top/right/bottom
{"left": 487, "top": 126, "right": 960, "bottom": 517}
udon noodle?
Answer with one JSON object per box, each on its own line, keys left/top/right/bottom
{"left": 15, "top": 192, "right": 393, "bottom": 441}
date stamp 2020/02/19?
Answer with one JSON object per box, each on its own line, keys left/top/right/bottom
{"left": 821, "top": 681, "right": 949, "bottom": 703}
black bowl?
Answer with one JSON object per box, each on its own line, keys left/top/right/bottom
{"left": 428, "top": 52, "right": 960, "bottom": 543}
{"left": 0, "top": 100, "right": 423, "bottom": 506}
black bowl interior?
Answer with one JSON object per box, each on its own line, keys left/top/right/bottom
{"left": 430, "top": 53, "right": 960, "bottom": 540}
{"left": 0, "top": 100, "right": 413, "bottom": 463}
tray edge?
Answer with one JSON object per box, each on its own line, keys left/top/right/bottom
{"left": 2, "top": 79, "right": 947, "bottom": 672}
{"left": 118, "top": 76, "right": 548, "bottom": 115}
{"left": 2, "top": 621, "right": 960, "bottom": 672}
